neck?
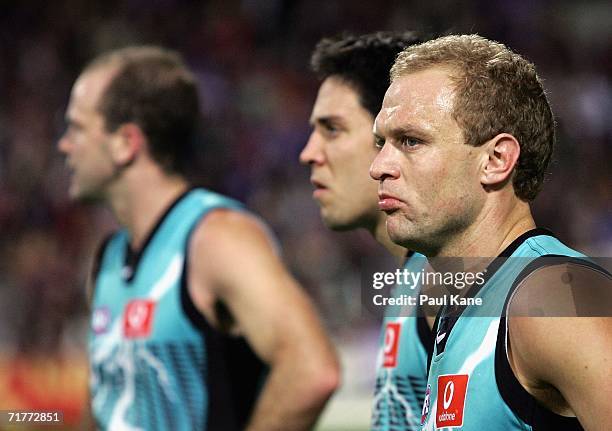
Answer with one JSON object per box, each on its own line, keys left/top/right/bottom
{"left": 107, "top": 164, "right": 189, "bottom": 250}
{"left": 370, "top": 213, "right": 406, "bottom": 259}
{"left": 431, "top": 195, "right": 536, "bottom": 260}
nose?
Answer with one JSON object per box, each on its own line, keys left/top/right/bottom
{"left": 370, "top": 142, "right": 400, "bottom": 181}
{"left": 57, "top": 133, "right": 72, "bottom": 155}
{"left": 299, "top": 131, "right": 325, "bottom": 166}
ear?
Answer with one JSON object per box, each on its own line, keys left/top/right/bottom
{"left": 108, "top": 123, "right": 146, "bottom": 166}
{"left": 480, "top": 133, "right": 520, "bottom": 189}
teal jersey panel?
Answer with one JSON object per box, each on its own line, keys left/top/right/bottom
{"left": 372, "top": 253, "right": 431, "bottom": 431}
{"left": 89, "top": 188, "right": 247, "bottom": 431}
{"left": 420, "top": 231, "right": 586, "bottom": 431}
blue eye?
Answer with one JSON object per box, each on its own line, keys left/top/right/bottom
{"left": 401, "top": 136, "right": 421, "bottom": 147}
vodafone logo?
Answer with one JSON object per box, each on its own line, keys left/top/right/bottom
{"left": 436, "top": 374, "right": 469, "bottom": 428}
{"left": 123, "top": 299, "right": 156, "bottom": 338}
{"left": 383, "top": 322, "right": 401, "bottom": 368}
{"left": 443, "top": 380, "right": 455, "bottom": 409}
{"left": 384, "top": 327, "right": 396, "bottom": 353}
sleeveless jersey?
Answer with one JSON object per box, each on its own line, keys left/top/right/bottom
{"left": 372, "top": 252, "right": 432, "bottom": 431}
{"left": 89, "top": 188, "right": 265, "bottom": 431}
{"left": 420, "top": 229, "right": 591, "bottom": 431}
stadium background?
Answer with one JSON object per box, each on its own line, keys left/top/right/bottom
{"left": 0, "top": 1, "right": 610, "bottom": 429}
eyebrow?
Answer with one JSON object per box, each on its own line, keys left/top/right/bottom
{"left": 377, "top": 124, "right": 433, "bottom": 141}
{"left": 309, "top": 115, "right": 346, "bottom": 127}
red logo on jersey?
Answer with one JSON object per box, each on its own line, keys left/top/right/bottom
{"left": 436, "top": 374, "right": 469, "bottom": 428}
{"left": 123, "top": 299, "right": 156, "bottom": 338}
{"left": 383, "top": 322, "right": 401, "bottom": 367}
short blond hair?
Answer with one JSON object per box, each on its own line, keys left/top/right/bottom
{"left": 392, "top": 34, "right": 554, "bottom": 201}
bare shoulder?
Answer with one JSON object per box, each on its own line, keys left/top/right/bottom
{"left": 191, "top": 208, "right": 276, "bottom": 256}
{"left": 509, "top": 259, "right": 611, "bottom": 318}
{"left": 188, "top": 207, "right": 288, "bottom": 297}
{"left": 507, "top": 260, "right": 612, "bottom": 419}
{"left": 508, "top": 260, "right": 612, "bottom": 364}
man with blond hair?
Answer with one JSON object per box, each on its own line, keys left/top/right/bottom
{"left": 371, "top": 34, "right": 611, "bottom": 430}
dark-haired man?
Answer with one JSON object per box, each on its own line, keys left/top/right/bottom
{"left": 372, "top": 34, "right": 612, "bottom": 430}
{"left": 300, "top": 32, "right": 432, "bottom": 431}
{"left": 59, "top": 46, "right": 339, "bottom": 431}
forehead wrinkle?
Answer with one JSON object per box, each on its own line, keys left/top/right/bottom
{"left": 379, "top": 70, "right": 456, "bottom": 139}
{"left": 374, "top": 99, "right": 401, "bottom": 135}
{"left": 376, "top": 77, "right": 417, "bottom": 135}
{"left": 376, "top": 102, "right": 437, "bottom": 139}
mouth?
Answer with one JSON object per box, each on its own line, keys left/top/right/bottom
{"left": 310, "top": 178, "right": 329, "bottom": 199}
{"left": 378, "top": 192, "right": 404, "bottom": 212}
{"left": 64, "top": 160, "right": 78, "bottom": 181}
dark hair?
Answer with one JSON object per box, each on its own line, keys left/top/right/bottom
{"left": 86, "top": 46, "right": 200, "bottom": 175}
{"left": 310, "top": 31, "right": 424, "bottom": 117}
{"left": 392, "top": 34, "right": 554, "bottom": 201}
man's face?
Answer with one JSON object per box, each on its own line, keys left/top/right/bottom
{"left": 371, "top": 67, "right": 485, "bottom": 254}
{"left": 58, "top": 67, "right": 118, "bottom": 201}
{"left": 300, "top": 77, "right": 380, "bottom": 230}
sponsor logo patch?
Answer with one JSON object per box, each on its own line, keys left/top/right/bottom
{"left": 92, "top": 306, "right": 111, "bottom": 334}
{"left": 436, "top": 374, "right": 469, "bottom": 428}
{"left": 421, "top": 384, "right": 431, "bottom": 425}
{"left": 123, "top": 299, "right": 156, "bottom": 338}
{"left": 383, "top": 322, "right": 401, "bottom": 368}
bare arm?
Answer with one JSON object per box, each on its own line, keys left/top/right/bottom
{"left": 508, "top": 262, "right": 612, "bottom": 430}
{"left": 189, "top": 209, "right": 340, "bottom": 431}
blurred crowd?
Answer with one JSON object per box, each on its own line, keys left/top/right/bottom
{"left": 0, "top": 0, "right": 610, "bottom": 423}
